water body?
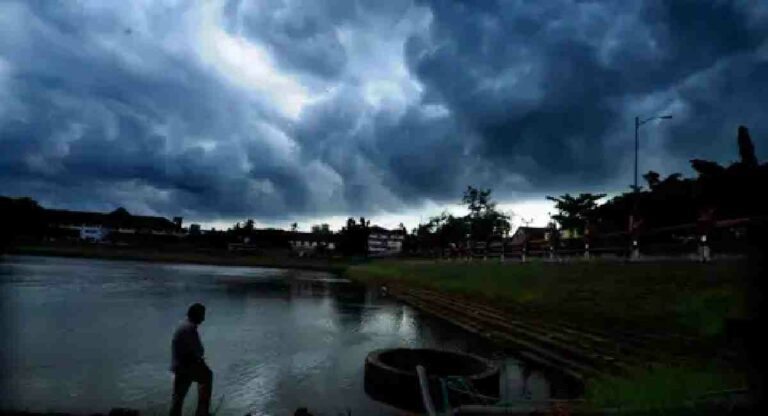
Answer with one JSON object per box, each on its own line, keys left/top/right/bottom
{"left": 1, "top": 255, "right": 559, "bottom": 415}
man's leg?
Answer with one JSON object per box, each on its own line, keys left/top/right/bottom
{"left": 191, "top": 363, "right": 213, "bottom": 416}
{"left": 170, "top": 373, "right": 193, "bottom": 416}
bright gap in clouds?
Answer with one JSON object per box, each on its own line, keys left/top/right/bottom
{"left": 197, "top": 199, "right": 555, "bottom": 233}
{"left": 197, "top": 0, "right": 311, "bottom": 119}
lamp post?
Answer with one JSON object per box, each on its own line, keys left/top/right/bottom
{"left": 634, "top": 115, "right": 673, "bottom": 192}
{"left": 630, "top": 114, "right": 672, "bottom": 261}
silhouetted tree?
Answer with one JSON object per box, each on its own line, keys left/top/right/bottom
{"left": 338, "top": 217, "right": 369, "bottom": 256}
{"left": 588, "top": 125, "right": 766, "bottom": 234}
{"left": 738, "top": 125, "right": 758, "bottom": 168}
{"left": 690, "top": 159, "right": 726, "bottom": 177}
{"left": 546, "top": 193, "right": 605, "bottom": 237}
{"left": 1, "top": 196, "right": 46, "bottom": 248}
{"left": 643, "top": 171, "right": 661, "bottom": 190}
{"left": 429, "top": 212, "right": 470, "bottom": 250}
{"left": 411, "top": 187, "right": 510, "bottom": 255}
{"left": 462, "top": 186, "right": 511, "bottom": 242}
{"left": 311, "top": 223, "right": 331, "bottom": 235}
{"left": 462, "top": 186, "right": 493, "bottom": 217}
{"left": 111, "top": 207, "right": 130, "bottom": 216}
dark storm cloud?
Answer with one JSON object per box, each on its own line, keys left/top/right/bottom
{"left": 224, "top": 0, "right": 352, "bottom": 79}
{"left": 405, "top": 0, "right": 768, "bottom": 192}
{"left": 0, "top": 0, "right": 333, "bottom": 221}
{"left": 1, "top": 0, "right": 766, "bottom": 223}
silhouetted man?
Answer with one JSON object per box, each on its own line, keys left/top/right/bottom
{"left": 170, "top": 303, "right": 212, "bottom": 416}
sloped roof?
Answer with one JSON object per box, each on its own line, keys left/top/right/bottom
{"left": 509, "top": 226, "right": 548, "bottom": 243}
{"left": 369, "top": 225, "right": 406, "bottom": 235}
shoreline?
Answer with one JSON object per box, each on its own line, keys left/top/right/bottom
{"left": 3, "top": 245, "right": 357, "bottom": 273}
{"left": 3, "top": 251, "right": 754, "bottom": 413}
{"left": 347, "top": 260, "right": 750, "bottom": 410}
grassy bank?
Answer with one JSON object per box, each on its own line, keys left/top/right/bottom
{"left": 5, "top": 244, "right": 359, "bottom": 273}
{"left": 348, "top": 259, "right": 751, "bottom": 411}
{"left": 581, "top": 364, "right": 746, "bottom": 413}
{"left": 347, "top": 259, "right": 748, "bottom": 337}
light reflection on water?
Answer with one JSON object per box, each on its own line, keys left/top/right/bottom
{"left": 1, "top": 255, "right": 557, "bottom": 415}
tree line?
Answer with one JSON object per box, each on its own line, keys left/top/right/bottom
{"left": 408, "top": 125, "right": 766, "bottom": 254}
{"left": 546, "top": 125, "right": 767, "bottom": 239}
{"left": 3, "top": 125, "right": 764, "bottom": 256}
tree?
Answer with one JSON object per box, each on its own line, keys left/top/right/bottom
{"left": 338, "top": 217, "right": 369, "bottom": 256}
{"left": 110, "top": 207, "right": 131, "bottom": 217}
{"left": 591, "top": 125, "right": 767, "bottom": 232}
{"left": 1, "top": 196, "right": 46, "bottom": 248}
{"left": 643, "top": 171, "right": 661, "bottom": 190}
{"left": 106, "top": 207, "right": 132, "bottom": 229}
{"left": 462, "top": 186, "right": 494, "bottom": 217}
{"left": 546, "top": 193, "right": 606, "bottom": 236}
{"left": 411, "top": 222, "right": 434, "bottom": 254}
{"left": 431, "top": 212, "right": 470, "bottom": 248}
{"left": 690, "top": 159, "right": 725, "bottom": 177}
{"left": 311, "top": 223, "right": 331, "bottom": 235}
{"left": 290, "top": 222, "right": 298, "bottom": 232}
{"left": 738, "top": 125, "right": 758, "bottom": 167}
{"left": 462, "top": 186, "right": 511, "bottom": 242}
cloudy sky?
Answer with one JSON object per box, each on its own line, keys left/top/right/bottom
{"left": 1, "top": 0, "right": 767, "bottom": 231}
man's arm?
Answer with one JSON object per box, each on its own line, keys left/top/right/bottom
{"left": 191, "top": 327, "right": 205, "bottom": 362}
{"left": 173, "top": 325, "right": 205, "bottom": 366}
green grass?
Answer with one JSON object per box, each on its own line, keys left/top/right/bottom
{"left": 347, "top": 259, "right": 748, "bottom": 337}
{"left": 349, "top": 259, "right": 751, "bottom": 410}
{"left": 583, "top": 364, "right": 746, "bottom": 413}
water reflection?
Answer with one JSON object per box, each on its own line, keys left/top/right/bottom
{"left": 1, "top": 255, "right": 559, "bottom": 415}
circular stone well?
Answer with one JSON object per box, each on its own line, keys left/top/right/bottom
{"left": 364, "top": 348, "right": 500, "bottom": 412}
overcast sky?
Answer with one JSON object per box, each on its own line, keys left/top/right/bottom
{"left": 2, "top": 0, "right": 767, "bottom": 231}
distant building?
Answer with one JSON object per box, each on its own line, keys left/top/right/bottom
{"left": 509, "top": 226, "right": 548, "bottom": 245}
{"left": 79, "top": 226, "right": 107, "bottom": 242}
{"left": 561, "top": 228, "right": 581, "bottom": 239}
{"left": 227, "top": 240, "right": 260, "bottom": 253}
{"left": 45, "top": 207, "right": 180, "bottom": 241}
{"left": 189, "top": 224, "right": 202, "bottom": 235}
{"left": 289, "top": 232, "right": 335, "bottom": 257}
{"left": 368, "top": 226, "right": 405, "bottom": 256}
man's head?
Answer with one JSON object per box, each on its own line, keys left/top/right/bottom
{"left": 187, "top": 303, "right": 206, "bottom": 325}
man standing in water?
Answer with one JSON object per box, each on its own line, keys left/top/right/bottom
{"left": 170, "top": 303, "right": 213, "bottom": 416}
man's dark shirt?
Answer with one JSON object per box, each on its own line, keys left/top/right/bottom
{"left": 171, "top": 319, "right": 204, "bottom": 372}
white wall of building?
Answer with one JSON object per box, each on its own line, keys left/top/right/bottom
{"left": 79, "top": 226, "right": 106, "bottom": 241}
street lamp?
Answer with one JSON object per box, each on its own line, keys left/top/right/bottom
{"left": 629, "top": 114, "right": 671, "bottom": 262}
{"left": 634, "top": 115, "right": 672, "bottom": 192}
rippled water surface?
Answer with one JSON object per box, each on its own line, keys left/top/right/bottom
{"left": 1, "top": 255, "right": 555, "bottom": 415}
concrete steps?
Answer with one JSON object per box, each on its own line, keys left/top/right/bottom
{"left": 389, "top": 286, "right": 724, "bottom": 382}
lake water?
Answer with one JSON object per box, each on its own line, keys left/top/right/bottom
{"left": 1, "top": 255, "right": 558, "bottom": 415}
